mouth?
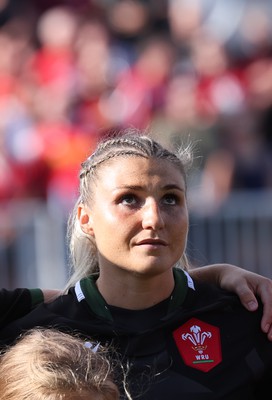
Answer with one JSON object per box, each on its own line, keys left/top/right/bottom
{"left": 136, "top": 239, "right": 167, "bottom": 246}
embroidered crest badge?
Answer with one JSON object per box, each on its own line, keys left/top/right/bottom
{"left": 173, "top": 317, "right": 222, "bottom": 372}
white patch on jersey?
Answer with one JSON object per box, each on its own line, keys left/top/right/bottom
{"left": 184, "top": 270, "right": 195, "bottom": 290}
{"left": 75, "top": 281, "right": 85, "bottom": 302}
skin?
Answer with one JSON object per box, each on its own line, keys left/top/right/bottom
{"left": 79, "top": 156, "right": 188, "bottom": 310}
{"left": 45, "top": 156, "right": 272, "bottom": 338}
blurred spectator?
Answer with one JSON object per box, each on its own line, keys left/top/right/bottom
{"left": 0, "top": 0, "right": 270, "bottom": 216}
{"left": 228, "top": 2, "right": 272, "bottom": 62}
{"left": 189, "top": 112, "right": 272, "bottom": 214}
{"left": 150, "top": 70, "right": 218, "bottom": 160}
{"left": 71, "top": 17, "right": 114, "bottom": 134}
{"left": 108, "top": 0, "right": 151, "bottom": 42}
{"left": 27, "top": 5, "right": 78, "bottom": 92}
{"left": 190, "top": 30, "right": 247, "bottom": 121}
{"left": 98, "top": 33, "right": 176, "bottom": 129}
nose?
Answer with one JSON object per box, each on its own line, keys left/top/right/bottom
{"left": 141, "top": 198, "right": 164, "bottom": 230}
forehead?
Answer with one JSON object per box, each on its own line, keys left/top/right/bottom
{"left": 96, "top": 156, "right": 186, "bottom": 188}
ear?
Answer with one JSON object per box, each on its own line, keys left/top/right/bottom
{"left": 77, "top": 204, "right": 94, "bottom": 236}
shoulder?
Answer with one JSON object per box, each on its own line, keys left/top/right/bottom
{"left": 0, "top": 288, "right": 43, "bottom": 328}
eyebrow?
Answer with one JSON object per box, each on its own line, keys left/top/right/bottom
{"left": 163, "top": 184, "right": 185, "bottom": 192}
{"left": 116, "top": 184, "right": 185, "bottom": 192}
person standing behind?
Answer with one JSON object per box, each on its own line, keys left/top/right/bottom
{"left": 0, "top": 328, "right": 121, "bottom": 400}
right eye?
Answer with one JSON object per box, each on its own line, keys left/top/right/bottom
{"left": 119, "top": 194, "right": 138, "bottom": 206}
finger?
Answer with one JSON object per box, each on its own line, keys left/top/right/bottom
{"left": 260, "top": 301, "right": 272, "bottom": 339}
{"left": 237, "top": 284, "right": 272, "bottom": 340}
{"left": 234, "top": 284, "right": 259, "bottom": 311}
{"left": 233, "top": 280, "right": 272, "bottom": 337}
{"left": 255, "top": 279, "right": 272, "bottom": 339}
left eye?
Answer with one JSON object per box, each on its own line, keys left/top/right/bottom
{"left": 120, "top": 194, "right": 138, "bottom": 206}
{"left": 162, "top": 194, "right": 178, "bottom": 205}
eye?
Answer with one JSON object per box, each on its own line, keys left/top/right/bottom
{"left": 162, "top": 193, "right": 180, "bottom": 205}
{"left": 119, "top": 193, "right": 138, "bottom": 206}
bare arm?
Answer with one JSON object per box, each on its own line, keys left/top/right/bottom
{"left": 190, "top": 264, "right": 272, "bottom": 340}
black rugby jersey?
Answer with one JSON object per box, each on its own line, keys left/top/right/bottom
{"left": 0, "top": 269, "right": 271, "bottom": 400}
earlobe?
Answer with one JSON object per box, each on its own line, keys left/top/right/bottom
{"left": 78, "top": 204, "right": 94, "bottom": 235}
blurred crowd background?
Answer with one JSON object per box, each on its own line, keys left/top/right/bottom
{"left": 1, "top": 0, "right": 272, "bottom": 287}
{"left": 1, "top": 0, "right": 272, "bottom": 213}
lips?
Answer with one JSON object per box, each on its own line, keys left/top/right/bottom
{"left": 136, "top": 238, "right": 167, "bottom": 246}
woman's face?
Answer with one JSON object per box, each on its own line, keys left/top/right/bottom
{"left": 79, "top": 156, "right": 188, "bottom": 278}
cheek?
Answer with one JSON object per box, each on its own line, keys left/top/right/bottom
{"left": 92, "top": 206, "right": 132, "bottom": 242}
{"left": 172, "top": 210, "right": 189, "bottom": 242}
{"left": 102, "top": 204, "right": 137, "bottom": 228}
{"left": 173, "top": 207, "right": 188, "bottom": 229}
{"left": 182, "top": 212, "right": 189, "bottom": 234}
{"left": 92, "top": 201, "right": 117, "bottom": 226}
{"left": 173, "top": 215, "right": 189, "bottom": 260}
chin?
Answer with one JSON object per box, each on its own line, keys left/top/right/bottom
{"left": 132, "top": 264, "right": 172, "bottom": 278}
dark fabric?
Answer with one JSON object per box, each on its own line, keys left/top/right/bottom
{"left": 0, "top": 288, "right": 43, "bottom": 329}
{"left": 0, "top": 272, "right": 271, "bottom": 399}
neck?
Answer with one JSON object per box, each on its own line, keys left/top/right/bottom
{"left": 96, "top": 269, "right": 175, "bottom": 310}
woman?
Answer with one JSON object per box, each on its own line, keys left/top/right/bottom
{"left": 1, "top": 129, "right": 272, "bottom": 399}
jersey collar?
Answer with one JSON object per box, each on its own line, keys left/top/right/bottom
{"left": 75, "top": 268, "right": 195, "bottom": 321}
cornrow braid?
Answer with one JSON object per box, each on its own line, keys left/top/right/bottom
{"left": 79, "top": 132, "right": 191, "bottom": 180}
{"left": 80, "top": 134, "right": 155, "bottom": 179}
{"left": 80, "top": 149, "right": 148, "bottom": 179}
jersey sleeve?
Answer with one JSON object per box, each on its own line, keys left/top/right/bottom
{"left": 0, "top": 288, "right": 44, "bottom": 329}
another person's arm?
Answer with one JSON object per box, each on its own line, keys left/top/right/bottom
{"left": 190, "top": 264, "right": 272, "bottom": 339}
{"left": 2, "top": 266, "right": 272, "bottom": 339}
{"left": 0, "top": 288, "right": 60, "bottom": 328}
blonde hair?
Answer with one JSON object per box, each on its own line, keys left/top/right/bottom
{"left": 65, "top": 127, "right": 193, "bottom": 290}
{"left": 0, "top": 328, "right": 120, "bottom": 400}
